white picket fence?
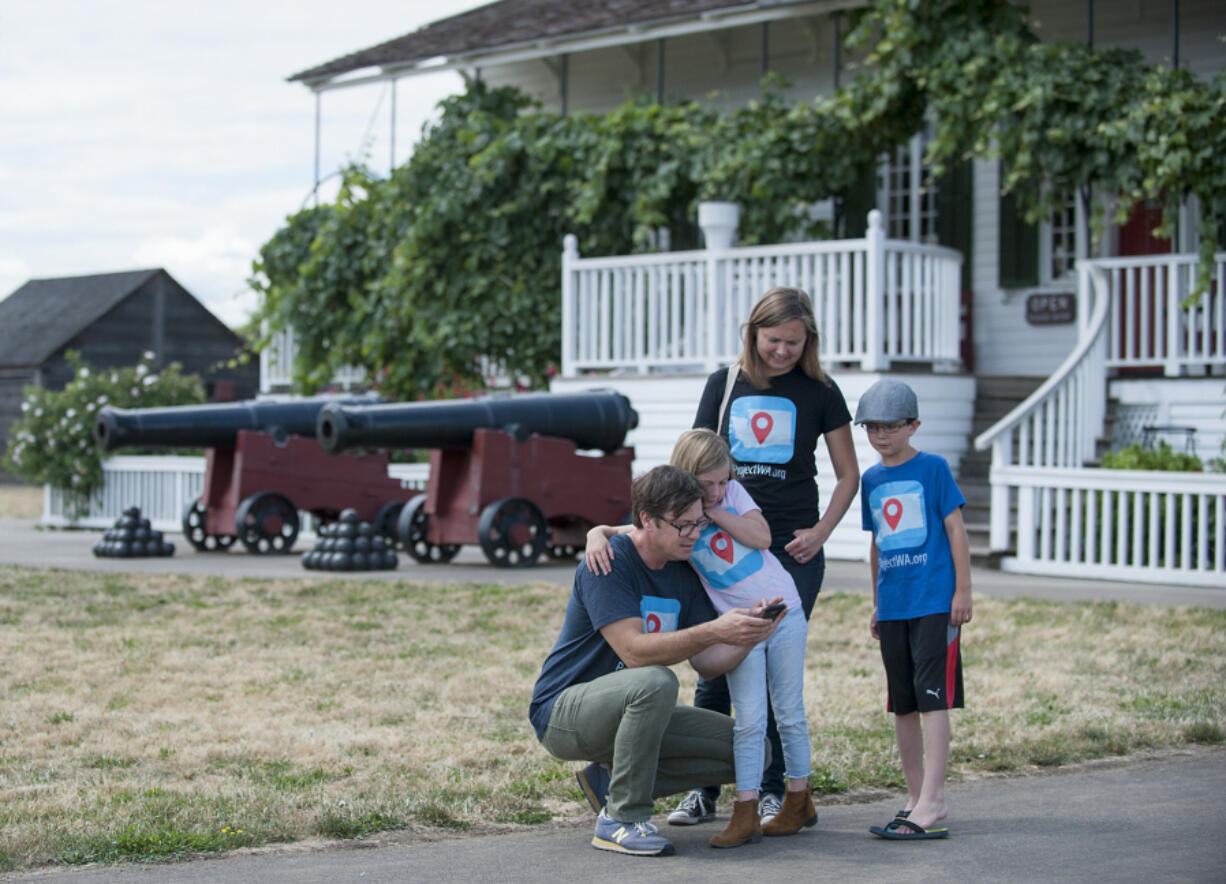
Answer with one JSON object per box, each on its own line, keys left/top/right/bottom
{"left": 976, "top": 252, "right": 1226, "bottom": 585}
{"left": 561, "top": 210, "right": 963, "bottom": 376}
{"left": 997, "top": 465, "right": 1225, "bottom": 587}
{"left": 44, "top": 456, "right": 205, "bottom": 532}
{"left": 43, "top": 457, "right": 430, "bottom": 534}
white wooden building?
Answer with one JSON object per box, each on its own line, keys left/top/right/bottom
{"left": 60, "top": 1, "right": 1226, "bottom": 587}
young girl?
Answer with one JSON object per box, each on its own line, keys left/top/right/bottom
{"left": 585, "top": 429, "right": 817, "bottom": 848}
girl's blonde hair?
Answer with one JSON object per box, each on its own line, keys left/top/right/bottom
{"left": 670, "top": 428, "right": 733, "bottom": 478}
{"left": 738, "top": 286, "right": 826, "bottom": 389}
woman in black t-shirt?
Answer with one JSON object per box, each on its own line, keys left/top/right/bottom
{"left": 668, "top": 286, "right": 858, "bottom": 827}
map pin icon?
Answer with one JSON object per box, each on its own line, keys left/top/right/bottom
{"left": 751, "top": 412, "right": 774, "bottom": 444}
{"left": 711, "top": 531, "right": 735, "bottom": 564}
{"left": 883, "top": 498, "right": 904, "bottom": 531}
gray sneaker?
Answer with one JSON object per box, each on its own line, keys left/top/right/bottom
{"left": 667, "top": 789, "right": 716, "bottom": 826}
{"left": 759, "top": 792, "right": 784, "bottom": 825}
{"left": 591, "top": 808, "right": 675, "bottom": 856}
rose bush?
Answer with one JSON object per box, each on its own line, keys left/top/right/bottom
{"left": 3, "top": 351, "right": 204, "bottom": 509}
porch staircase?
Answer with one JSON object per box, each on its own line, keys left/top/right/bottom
{"left": 959, "top": 375, "right": 1044, "bottom": 564}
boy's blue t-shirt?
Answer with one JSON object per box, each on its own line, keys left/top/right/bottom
{"left": 861, "top": 450, "right": 965, "bottom": 621}
{"left": 528, "top": 533, "right": 716, "bottom": 740}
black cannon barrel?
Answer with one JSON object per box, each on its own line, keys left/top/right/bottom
{"left": 316, "top": 390, "right": 638, "bottom": 455}
{"left": 94, "top": 395, "right": 382, "bottom": 452}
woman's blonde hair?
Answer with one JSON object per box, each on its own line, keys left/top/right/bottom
{"left": 738, "top": 286, "right": 826, "bottom": 389}
{"left": 670, "top": 428, "right": 733, "bottom": 478}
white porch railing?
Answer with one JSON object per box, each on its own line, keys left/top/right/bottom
{"left": 561, "top": 210, "right": 963, "bottom": 376}
{"left": 260, "top": 326, "right": 367, "bottom": 394}
{"left": 975, "top": 251, "right": 1226, "bottom": 585}
{"left": 43, "top": 457, "right": 430, "bottom": 533}
{"left": 1107, "top": 252, "right": 1226, "bottom": 375}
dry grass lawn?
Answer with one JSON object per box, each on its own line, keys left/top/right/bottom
{"left": 0, "top": 564, "right": 1223, "bottom": 871}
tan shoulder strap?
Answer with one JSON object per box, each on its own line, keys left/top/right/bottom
{"left": 718, "top": 361, "right": 740, "bottom": 431}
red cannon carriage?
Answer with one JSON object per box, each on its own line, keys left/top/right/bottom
{"left": 315, "top": 390, "right": 637, "bottom": 568}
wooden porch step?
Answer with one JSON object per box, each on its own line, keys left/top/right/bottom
{"left": 957, "top": 375, "right": 1037, "bottom": 569}
{"left": 965, "top": 520, "right": 1007, "bottom": 568}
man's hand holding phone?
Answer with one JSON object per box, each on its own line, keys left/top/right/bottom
{"left": 758, "top": 601, "right": 786, "bottom": 621}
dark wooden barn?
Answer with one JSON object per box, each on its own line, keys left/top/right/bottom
{"left": 0, "top": 268, "right": 258, "bottom": 482}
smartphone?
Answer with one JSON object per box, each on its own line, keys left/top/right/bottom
{"left": 759, "top": 602, "right": 786, "bottom": 620}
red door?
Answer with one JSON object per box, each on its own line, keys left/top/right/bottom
{"left": 1115, "top": 200, "right": 1171, "bottom": 371}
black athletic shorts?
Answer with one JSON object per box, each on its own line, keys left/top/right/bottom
{"left": 878, "top": 612, "right": 964, "bottom": 715}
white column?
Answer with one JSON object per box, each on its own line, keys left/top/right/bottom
{"left": 863, "top": 210, "right": 888, "bottom": 371}
{"left": 698, "top": 202, "right": 739, "bottom": 373}
{"left": 560, "top": 235, "right": 579, "bottom": 379}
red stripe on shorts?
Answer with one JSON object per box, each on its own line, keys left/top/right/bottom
{"left": 945, "top": 627, "right": 959, "bottom": 709}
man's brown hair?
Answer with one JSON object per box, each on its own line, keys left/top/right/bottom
{"left": 630, "top": 465, "right": 704, "bottom": 528}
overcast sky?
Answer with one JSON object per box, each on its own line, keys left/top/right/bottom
{"left": 0, "top": 0, "right": 485, "bottom": 329}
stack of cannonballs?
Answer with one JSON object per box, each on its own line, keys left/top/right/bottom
{"left": 302, "top": 508, "right": 397, "bottom": 571}
{"left": 92, "top": 507, "right": 175, "bottom": 558}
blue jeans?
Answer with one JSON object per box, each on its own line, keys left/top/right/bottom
{"left": 696, "top": 547, "right": 824, "bottom": 799}
{"left": 726, "top": 607, "right": 811, "bottom": 791}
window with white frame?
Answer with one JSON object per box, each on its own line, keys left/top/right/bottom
{"left": 999, "top": 182, "right": 1085, "bottom": 289}
{"left": 1047, "top": 191, "right": 1078, "bottom": 281}
{"left": 878, "top": 130, "right": 939, "bottom": 244}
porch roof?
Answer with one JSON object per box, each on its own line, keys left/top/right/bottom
{"left": 289, "top": 0, "right": 861, "bottom": 91}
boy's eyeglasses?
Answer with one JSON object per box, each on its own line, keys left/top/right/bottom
{"left": 656, "top": 515, "right": 711, "bottom": 537}
{"left": 862, "top": 419, "right": 913, "bottom": 436}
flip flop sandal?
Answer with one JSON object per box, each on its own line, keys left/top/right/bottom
{"left": 868, "top": 815, "right": 909, "bottom": 837}
{"left": 872, "top": 818, "right": 949, "bottom": 840}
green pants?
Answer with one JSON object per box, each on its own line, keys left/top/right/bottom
{"left": 541, "top": 665, "right": 747, "bottom": 822}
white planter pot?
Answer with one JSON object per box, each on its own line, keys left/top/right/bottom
{"left": 698, "top": 201, "right": 741, "bottom": 250}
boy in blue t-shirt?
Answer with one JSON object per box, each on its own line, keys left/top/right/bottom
{"left": 856, "top": 379, "right": 973, "bottom": 841}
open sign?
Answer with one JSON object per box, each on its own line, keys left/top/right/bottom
{"left": 1025, "top": 293, "right": 1076, "bottom": 325}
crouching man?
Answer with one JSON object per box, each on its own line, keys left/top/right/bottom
{"left": 528, "top": 465, "right": 780, "bottom": 856}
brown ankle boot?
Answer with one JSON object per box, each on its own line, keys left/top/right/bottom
{"left": 761, "top": 786, "right": 817, "bottom": 836}
{"left": 709, "top": 799, "right": 762, "bottom": 848}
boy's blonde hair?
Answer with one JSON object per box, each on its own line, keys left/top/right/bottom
{"left": 670, "top": 428, "right": 733, "bottom": 478}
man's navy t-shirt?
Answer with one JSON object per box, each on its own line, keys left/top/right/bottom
{"left": 528, "top": 534, "right": 716, "bottom": 740}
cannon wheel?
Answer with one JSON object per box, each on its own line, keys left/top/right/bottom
{"left": 478, "top": 497, "right": 547, "bottom": 568}
{"left": 181, "top": 500, "right": 236, "bottom": 552}
{"left": 372, "top": 500, "right": 406, "bottom": 550}
{"left": 397, "top": 495, "right": 460, "bottom": 564}
{"left": 548, "top": 544, "right": 580, "bottom": 561}
{"left": 235, "top": 492, "right": 299, "bottom": 554}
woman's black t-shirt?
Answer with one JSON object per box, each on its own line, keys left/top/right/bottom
{"left": 694, "top": 366, "right": 851, "bottom": 551}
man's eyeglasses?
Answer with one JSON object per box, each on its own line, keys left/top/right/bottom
{"left": 656, "top": 515, "right": 711, "bottom": 537}
{"left": 862, "top": 419, "right": 913, "bottom": 436}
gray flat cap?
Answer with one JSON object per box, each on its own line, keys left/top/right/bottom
{"left": 854, "top": 379, "right": 918, "bottom": 424}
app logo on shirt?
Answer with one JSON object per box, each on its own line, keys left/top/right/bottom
{"left": 690, "top": 519, "right": 764, "bottom": 589}
{"left": 728, "top": 396, "right": 796, "bottom": 464}
{"left": 641, "top": 595, "right": 681, "bottom": 633}
{"left": 870, "top": 480, "right": 927, "bottom": 551}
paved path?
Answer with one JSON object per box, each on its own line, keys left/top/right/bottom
{"left": 2, "top": 518, "right": 1224, "bottom": 608}
{"left": 10, "top": 749, "right": 1225, "bottom": 883}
